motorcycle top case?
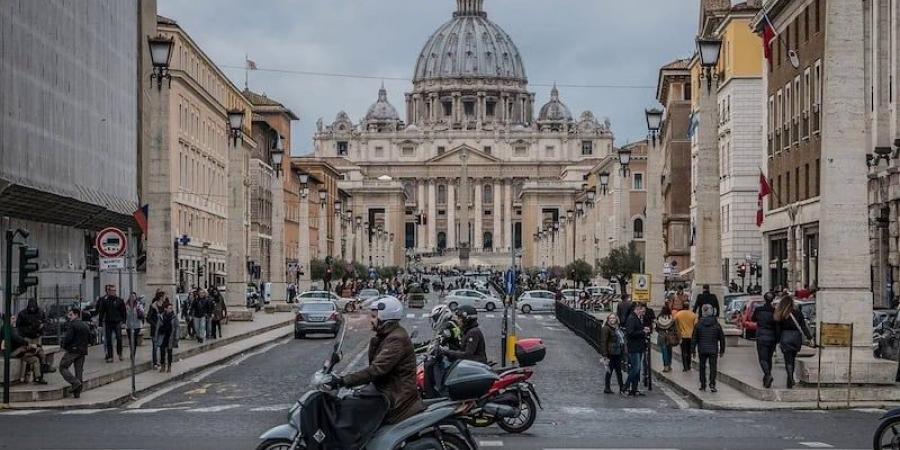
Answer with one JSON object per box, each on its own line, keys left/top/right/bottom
{"left": 515, "top": 338, "right": 546, "bottom": 367}
{"left": 443, "top": 360, "right": 499, "bottom": 400}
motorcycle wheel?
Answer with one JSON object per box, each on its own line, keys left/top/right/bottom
{"left": 255, "top": 438, "right": 295, "bottom": 450}
{"left": 874, "top": 417, "right": 900, "bottom": 450}
{"left": 440, "top": 433, "right": 475, "bottom": 450}
{"left": 497, "top": 392, "right": 537, "bottom": 434}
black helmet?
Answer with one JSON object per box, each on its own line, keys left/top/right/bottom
{"left": 456, "top": 305, "right": 477, "bottom": 321}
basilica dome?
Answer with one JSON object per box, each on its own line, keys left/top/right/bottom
{"left": 538, "top": 85, "right": 573, "bottom": 122}
{"left": 365, "top": 85, "right": 400, "bottom": 122}
{"left": 413, "top": 0, "right": 527, "bottom": 83}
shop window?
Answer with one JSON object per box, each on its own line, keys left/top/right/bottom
{"left": 337, "top": 141, "right": 348, "bottom": 156}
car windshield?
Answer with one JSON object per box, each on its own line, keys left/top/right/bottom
{"left": 360, "top": 289, "right": 379, "bottom": 296}
{"left": 301, "top": 303, "right": 334, "bottom": 312}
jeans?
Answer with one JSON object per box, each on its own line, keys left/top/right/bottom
{"left": 680, "top": 338, "right": 693, "bottom": 370}
{"left": 150, "top": 328, "right": 158, "bottom": 366}
{"left": 210, "top": 320, "right": 222, "bottom": 339}
{"left": 699, "top": 353, "right": 718, "bottom": 388}
{"left": 660, "top": 344, "right": 673, "bottom": 368}
{"left": 756, "top": 340, "right": 776, "bottom": 379}
{"left": 193, "top": 317, "right": 206, "bottom": 342}
{"left": 625, "top": 352, "right": 643, "bottom": 393}
{"left": 783, "top": 350, "right": 798, "bottom": 386}
{"left": 126, "top": 328, "right": 141, "bottom": 359}
{"left": 605, "top": 354, "right": 624, "bottom": 391}
{"left": 160, "top": 347, "right": 174, "bottom": 366}
{"left": 104, "top": 322, "right": 123, "bottom": 359}
{"left": 59, "top": 352, "right": 85, "bottom": 389}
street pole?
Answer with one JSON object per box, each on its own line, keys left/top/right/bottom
{"left": 128, "top": 228, "right": 136, "bottom": 396}
{"left": 3, "top": 231, "right": 14, "bottom": 405}
{"left": 506, "top": 213, "right": 518, "bottom": 365}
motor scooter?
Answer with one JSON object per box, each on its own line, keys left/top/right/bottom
{"left": 874, "top": 407, "right": 900, "bottom": 449}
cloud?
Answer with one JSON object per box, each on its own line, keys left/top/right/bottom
{"left": 158, "top": 0, "right": 700, "bottom": 153}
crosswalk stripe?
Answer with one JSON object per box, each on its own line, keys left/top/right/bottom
{"left": 61, "top": 408, "right": 116, "bottom": 415}
{"left": 622, "top": 408, "right": 655, "bottom": 414}
{"left": 0, "top": 409, "right": 46, "bottom": 415}
{"left": 186, "top": 404, "right": 242, "bottom": 413}
{"left": 122, "top": 407, "right": 185, "bottom": 414}
{"left": 486, "top": 314, "right": 496, "bottom": 318}
{"left": 406, "top": 313, "right": 416, "bottom": 318}
{"left": 479, "top": 441, "right": 504, "bottom": 447}
{"left": 799, "top": 443, "right": 833, "bottom": 448}
{"left": 249, "top": 404, "right": 292, "bottom": 412}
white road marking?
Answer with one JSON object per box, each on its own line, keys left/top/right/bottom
{"left": 535, "top": 315, "right": 545, "bottom": 320}
{"left": 798, "top": 443, "right": 834, "bottom": 448}
{"left": 656, "top": 381, "right": 690, "bottom": 409}
{"left": 486, "top": 314, "right": 496, "bottom": 319}
{"left": 60, "top": 408, "right": 117, "bottom": 415}
{"left": 249, "top": 404, "right": 293, "bottom": 412}
{"left": 406, "top": 313, "right": 416, "bottom": 318}
{"left": 561, "top": 406, "right": 596, "bottom": 415}
{"left": 340, "top": 343, "right": 371, "bottom": 375}
{"left": 852, "top": 408, "right": 886, "bottom": 414}
{"left": 121, "top": 407, "right": 186, "bottom": 414}
{"left": 479, "top": 441, "right": 504, "bottom": 447}
{"left": 515, "top": 323, "right": 522, "bottom": 331}
{"left": 186, "top": 404, "right": 241, "bottom": 413}
{"left": 622, "top": 408, "right": 655, "bottom": 414}
{"left": 0, "top": 409, "right": 46, "bottom": 415}
{"left": 421, "top": 313, "right": 430, "bottom": 319}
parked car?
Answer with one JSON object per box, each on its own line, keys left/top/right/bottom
{"left": 358, "top": 289, "right": 384, "bottom": 309}
{"left": 723, "top": 293, "right": 753, "bottom": 314}
{"left": 737, "top": 297, "right": 764, "bottom": 339}
{"left": 796, "top": 300, "right": 817, "bottom": 341}
{"left": 294, "top": 301, "right": 342, "bottom": 339}
{"left": 406, "top": 283, "right": 427, "bottom": 309}
{"left": 444, "top": 289, "right": 501, "bottom": 312}
{"left": 725, "top": 297, "right": 751, "bottom": 326}
{"left": 517, "top": 290, "right": 557, "bottom": 313}
{"left": 561, "top": 289, "right": 582, "bottom": 303}
{"left": 294, "top": 290, "right": 358, "bottom": 313}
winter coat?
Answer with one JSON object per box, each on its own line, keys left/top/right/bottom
{"left": 211, "top": 296, "right": 227, "bottom": 321}
{"left": 444, "top": 321, "right": 487, "bottom": 364}
{"left": 16, "top": 299, "right": 45, "bottom": 339}
{"left": 691, "top": 316, "right": 726, "bottom": 356}
{"left": 751, "top": 303, "right": 778, "bottom": 344}
{"left": 97, "top": 295, "right": 126, "bottom": 325}
{"left": 190, "top": 297, "right": 210, "bottom": 318}
{"left": 624, "top": 312, "right": 648, "bottom": 354}
{"left": 616, "top": 300, "right": 634, "bottom": 324}
{"left": 342, "top": 321, "right": 425, "bottom": 425}
{"left": 0, "top": 323, "right": 29, "bottom": 353}
{"left": 599, "top": 323, "right": 625, "bottom": 357}
{"left": 655, "top": 315, "right": 678, "bottom": 347}
{"left": 693, "top": 292, "right": 720, "bottom": 317}
{"left": 125, "top": 300, "right": 144, "bottom": 330}
{"left": 61, "top": 319, "right": 91, "bottom": 356}
{"left": 146, "top": 303, "right": 161, "bottom": 332}
{"left": 675, "top": 310, "right": 698, "bottom": 340}
{"left": 776, "top": 309, "right": 812, "bottom": 354}
{"left": 155, "top": 311, "right": 180, "bottom": 350}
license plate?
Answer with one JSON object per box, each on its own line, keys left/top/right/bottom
{"left": 309, "top": 316, "right": 326, "bottom": 322}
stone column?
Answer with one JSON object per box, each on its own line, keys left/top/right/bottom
{"left": 691, "top": 65, "right": 723, "bottom": 303}
{"left": 318, "top": 200, "right": 328, "bottom": 258}
{"left": 362, "top": 222, "right": 370, "bottom": 268}
{"left": 345, "top": 218, "right": 355, "bottom": 263}
{"left": 298, "top": 192, "right": 312, "bottom": 291}
{"left": 428, "top": 180, "right": 437, "bottom": 251}
{"left": 269, "top": 173, "right": 286, "bottom": 304}
{"left": 145, "top": 78, "right": 175, "bottom": 300}
{"left": 355, "top": 219, "right": 364, "bottom": 266}
{"left": 504, "top": 181, "right": 513, "bottom": 251}
{"left": 493, "top": 180, "right": 502, "bottom": 252}
{"left": 447, "top": 181, "right": 457, "bottom": 248}
{"left": 561, "top": 218, "right": 570, "bottom": 266}
{"left": 645, "top": 139, "right": 666, "bottom": 307}
{"left": 474, "top": 180, "right": 483, "bottom": 251}
{"left": 226, "top": 135, "right": 252, "bottom": 320}
{"left": 417, "top": 180, "right": 426, "bottom": 252}
{"left": 797, "top": 0, "right": 895, "bottom": 383}
{"left": 333, "top": 212, "right": 343, "bottom": 261}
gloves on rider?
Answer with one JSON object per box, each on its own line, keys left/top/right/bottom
{"left": 322, "top": 374, "right": 344, "bottom": 391}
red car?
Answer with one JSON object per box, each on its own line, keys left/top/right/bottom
{"left": 738, "top": 297, "right": 764, "bottom": 339}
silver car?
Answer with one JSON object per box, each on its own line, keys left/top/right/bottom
{"left": 294, "top": 301, "right": 342, "bottom": 338}
{"left": 517, "top": 290, "right": 557, "bottom": 313}
{"left": 444, "top": 289, "right": 501, "bottom": 312}
{"left": 295, "top": 290, "right": 358, "bottom": 313}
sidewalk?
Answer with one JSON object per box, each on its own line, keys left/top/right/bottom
{"left": 3, "top": 311, "right": 295, "bottom": 408}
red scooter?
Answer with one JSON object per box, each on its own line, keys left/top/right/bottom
{"left": 417, "top": 338, "right": 546, "bottom": 434}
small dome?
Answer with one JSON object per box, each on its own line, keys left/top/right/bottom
{"left": 365, "top": 85, "right": 400, "bottom": 122}
{"left": 538, "top": 85, "right": 572, "bottom": 122}
{"left": 331, "top": 111, "right": 354, "bottom": 132}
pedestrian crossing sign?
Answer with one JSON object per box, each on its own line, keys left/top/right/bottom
{"left": 632, "top": 273, "right": 651, "bottom": 303}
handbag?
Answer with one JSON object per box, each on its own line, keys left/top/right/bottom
{"left": 789, "top": 311, "right": 810, "bottom": 345}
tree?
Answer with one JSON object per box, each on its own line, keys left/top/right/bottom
{"left": 309, "top": 258, "right": 327, "bottom": 281}
{"left": 597, "top": 242, "right": 642, "bottom": 295}
{"left": 565, "top": 259, "right": 594, "bottom": 288}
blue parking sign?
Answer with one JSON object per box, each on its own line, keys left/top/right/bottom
{"left": 505, "top": 270, "right": 516, "bottom": 295}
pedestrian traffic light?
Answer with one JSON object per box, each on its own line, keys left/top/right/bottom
{"left": 17, "top": 246, "right": 39, "bottom": 294}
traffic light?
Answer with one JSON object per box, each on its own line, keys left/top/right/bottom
{"left": 18, "top": 246, "right": 39, "bottom": 294}
{"left": 737, "top": 264, "right": 746, "bottom": 278}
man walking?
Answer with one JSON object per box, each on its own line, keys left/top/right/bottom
{"left": 96, "top": 285, "right": 126, "bottom": 362}
{"left": 675, "top": 301, "right": 698, "bottom": 371}
{"left": 624, "top": 303, "right": 649, "bottom": 396}
{"left": 59, "top": 308, "right": 91, "bottom": 398}
{"left": 692, "top": 304, "right": 726, "bottom": 392}
{"left": 190, "top": 290, "right": 210, "bottom": 344}
{"left": 692, "top": 284, "right": 720, "bottom": 318}
{"left": 752, "top": 292, "right": 778, "bottom": 388}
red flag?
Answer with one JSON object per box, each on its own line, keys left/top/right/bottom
{"left": 133, "top": 204, "right": 149, "bottom": 235}
{"left": 760, "top": 14, "right": 778, "bottom": 64}
{"left": 757, "top": 172, "right": 772, "bottom": 227}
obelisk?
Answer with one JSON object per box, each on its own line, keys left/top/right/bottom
{"left": 459, "top": 149, "right": 470, "bottom": 269}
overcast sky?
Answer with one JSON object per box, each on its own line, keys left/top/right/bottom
{"left": 158, "top": 0, "right": 701, "bottom": 155}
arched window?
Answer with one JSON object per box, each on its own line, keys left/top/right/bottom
{"left": 633, "top": 218, "right": 644, "bottom": 239}
{"left": 437, "top": 232, "right": 447, "bottom": 250}
{"left": 437, "top": 184, "right": 447, "bottom": 204}
{"left": 484, "top": 184, "right": 493, "bottom": 204}
{"left": 483, "top": 232, "right": 493, "bottom": 250}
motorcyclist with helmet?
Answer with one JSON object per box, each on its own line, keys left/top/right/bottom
{"left": 441, "top": 305, "right": 488, "bottom": 365}
{"left": 325, "top": 296, "right": 424, "bottom": 425}
{"left": 422, "top": 305, "right": 463, "bottom": 398}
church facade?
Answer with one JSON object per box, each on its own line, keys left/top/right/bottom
{"left": 313, "top": 0, "right": 624, "bottom": 268}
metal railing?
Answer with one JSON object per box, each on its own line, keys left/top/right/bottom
{"left": 555, "top": 301, "right": 603, "bottom": 353}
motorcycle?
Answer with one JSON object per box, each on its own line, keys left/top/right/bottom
{"left": 257, "top": 326, "right": 497, "bottom": 450}
{"left": 874, "top": 407, "right": 900, "bottom": 449}
{"left": 874, "top": 321, "right": 897, "bottom": 359}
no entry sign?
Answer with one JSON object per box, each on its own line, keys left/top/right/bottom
{"left": 96, "top": 227, "right": 127, "bottom": 258}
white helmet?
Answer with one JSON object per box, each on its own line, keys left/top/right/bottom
{"left": 370, "top": 295, "right": 404, "bottom": 321}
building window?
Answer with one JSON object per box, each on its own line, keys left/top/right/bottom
{"left": 815, "top": 0, "right": 821, "bottom": 33}
{"left": 786, "top": 171, "right": 791, "bottom": 203}
{"left": 402, "top": 145, "right": 415, "bottom": 156}
{"left": 486, "top": 101, "right": 496, "bottom": 117}
{"left": 784, "top": 82, "right": 792, "bottom": 149}
{"left": 767, "top": 96, "right": 775, "bottom": 157}
{"left": 442, "top": 101, "right": 452, "bottom": 117}
{"left": 463, "top": 101, "right": 475, "bottom": 117}
{"left": 514, "top": 145, "right": 527, "bottom": 156}
{"left": 545, "top": 146, "right": 555, "bottom": 157}
{"left": 803, "top": 68, "right": 811, "bottom": 138}
{"left": 581, "top": 141, "right": 593, "bottom": 156}
{"left": 375, "top": 146, "right": 384, "bottom": 157}
{"left": 814, "top": 158, "right": 820, "bottom": 196}
{"left": 813, "top": 60, "right": 822, "bottom": 132}
{"left": 633, "top": 218, "right": 644, "bottom": 239}
{"left": 684, "top": 82, "right": 692, "bottom": 101}
{"left": 437, "top": 146, "right": 446, "bottom": 156}
{"left": 485, "top": 210, "right": 492, "bottom": 216}
{"left": 337, "top": 141, "right": 349, "bottom": 156}
{"left": 437, "top": 184, "right": 447, "bottom": 204}
{"left": 483, "top": 146, "right": 492, "bottom": 155}
{"left": 793, "top": 76, "right": 801, "bottom": 144}
{"left": 804, "top": 163, "right": 810, "bottom": 199}
{"left": 633, "top": 173, "right": 644, "bottom": 190}
{"left": 804, "top": 6, "right": 810, "bottom": 41}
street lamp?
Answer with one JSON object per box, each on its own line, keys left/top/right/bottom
{"left": 598, "top": 172, "right": 610, "bottom": 195}
{"left": 646, "top": 108, "right": 664, "bottom": 145}
{"left": 587, "top": 187, "right": 596, "bottom": 206}
{"left": 227, "top": 110, "right": 245, "bottom": 146}
{"left": 271, "top": 135, "right": 284, "bottom": 175}
{"left": 575, "top": 202, "right": 584, "bottom": 216}
{"left": 566, "top": 209, "right": 574, "bottom": 221}
{"left": 697, "top": 37, "right": 722, "bottom": 91}
{"left": 318, "top": 189, "right": 327, "bottom": 205}
{"left": 356, "top": 216, "right": 362, "bottom": 229}
{"left": 148, "top": 35, "right": 174, "bottom": 89}
{"left": 618, "top": 147, "right": 632, "bottom": 176}
{"left": 334, "top": 200, "right": 342, "bottom": 216}
{"left": 298, "top": 172, "right": 309, "bottom": 198}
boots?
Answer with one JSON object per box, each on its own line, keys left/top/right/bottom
{"left": 159, "top": 364, "right": 166, "bottom": 373}
{"left": 166, "top": 364, "right": 172, "bottom": 373}
{"left": 785, "top": 364, "right": 795, "bottom": 389}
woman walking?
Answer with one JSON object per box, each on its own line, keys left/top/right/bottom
{"left": 599, "top": 314, "right": 626, "bottom": 394}
{"left": 751, "top": 291, "right": 778, "bottom": 388}
{"left": 156, "top": 300, "right": 179, "bottom": 373}
{"left": 124, "top": 293, "right": 145, "bottom": 357}
{"left": 146, "top": 291, "right": 163, "bottom": 369}
{"left": 774, "top": 293, "right": 813, "bottom": 388}
{"left": 655, "top": 305, "right": 678, "bottom": 373}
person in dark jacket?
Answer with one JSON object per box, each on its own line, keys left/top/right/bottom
{"left": 692, "top": 304, "right": 726, "bottom": 392}
{"left": 693, "top": 284, "right": 720, "bottom": 317}
{"left": 616, "top": 294, "right": 634, "bottom": 325}
{"left": 599, "top": 314, "right": 626, "bottom": 394}
{"left": 190, "top": 290, "right": 210, "bottom": 344}
{"left": 329, "top": 297, "right": 425, "bottom": 425}
{"left": 156, "top": 301, "right": 179, "bottom": 373}
{"left": 1, "top": 316, "right": 47, "bottom": 384}
{"left": 774, "top": 293, "right": 812, "bottom": 389}
{"left": 59, "top": 308, "right": 91, "bottom": 397}
{"left": 16, "top": 298, "right": 45, "bottom": 346}
{"left": 443, "top": 305, "right": 487, "bottom": 364}
{"left": 96, "top": 284, "right": 126, "bottom": 362}
{"left": 146, "top": 291, "right": 163, "bottom": 369}
{"left": 623, "top": 303, "right": 649, "bottom": 396}
{"left": 751, "top": 292, "right": 778, "bottom": 388}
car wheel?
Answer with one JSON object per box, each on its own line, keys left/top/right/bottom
{"left": 522, "top": 304, "right": 532, "bottom": 314}
{"left": 294, "top": 330, "right": 303, "bottom": 339}
{"left": 448, "top": 302, "right": 458, "bottom": 310}
{"left": 485, "top": 302, "right": 496, "bottom": 312}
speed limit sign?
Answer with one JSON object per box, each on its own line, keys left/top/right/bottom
{"left": 96, "top": 227, "right": 127, "bottom": 258}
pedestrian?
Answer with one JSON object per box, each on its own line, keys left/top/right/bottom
{"left": 124, "top": 292, "right": 145, "bottom": 354}
{"left": 0, "top": 316, "right": 47, "bottom": 384}
{"left": 599, "top": 313, "right": 625, "bottom": 394}
{"left": 692, "top": 304, "right": 725, "bottom": 392}
{"left": 210, "top": 289, "right": 227, "bottom": 339}
{"left": 674, "top": 287, "right": 689, "bottom": 311}
{"left": 692, "top": 284, "right": 720, "bottom": 318}
{"left": 752, "top": 291, "right": 778, "bottom": 388}
{"left": 623, "top": 303, "right": 649, "bottom": 396}
{"left": 147, "top": 291, "right": 163, "bottom": 369}
{"left": 674, "top": 301, "right": 698, "bottom": 371}
{"left": 96, "top": 284, "right": 126, "bottom": 362}
{"left": 16, "top": 298, "right": 45, "bottom": 347}
{"left": 156, "top": 301, "right": 179, "bottom": 373}
{"left": 59, "top": 308, "right": 91, "bottom": 397}
{"left": 774, "top": 293, "right": 812, "bottom": 389}
{"left": 655, "top": 305, "right": 679, "bottom": 373}
{"left": 190, "top": 290, "right": 209, "bottom": 344}
{"left": 616, "top": 294, "right": 634, "bottom": 324}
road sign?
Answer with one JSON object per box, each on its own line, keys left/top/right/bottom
{"left": 820, "top": 323, "right": 853, "bottom": 347}
{"left": 99, "top": 257, "right": 125, "bottom": 270}
{"left": 504, "top": 270, "right": 516, "bottom": 295}
{"left": 96, "top": 227, "right": 127, "bottom": 258}
{"left": 632, "top": 273, "right": 651, "bottom": 302}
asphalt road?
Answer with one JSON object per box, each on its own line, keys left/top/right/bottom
{"left": 0, "top": 288, "right": 883, "bottom": 450}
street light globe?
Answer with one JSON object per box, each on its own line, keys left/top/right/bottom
{"left": 147, "top": 35, "right": 174, "bottom": 68}
{"left": 270, "top": 148, "right": 284, "bottom": 167}
{"left": 599, "top": 172, "right": 611, "bottom": 187}
{"left": 298, "top": 173, "right": 309, "bottom": 185}
{"left": 645, "top": 108, "right": 664, "bottom": 133}
{"left": 334, "top": 200, "right": 342, "bottom": 212}
{"left": 697, "top": 38, "right": 723, "bottom": 68}
{"left": 318, "top": 190, "right": 328, "bottom": 203}
{"left": 587, "top": 188, "right": 596, "bottom": 201}
{"left": 618, "top": 148, "right": 632, "bottom": 166}
{"left": 227, "top": 110, "right": 245, "bottom": 132}
{"left": 566, "top": 209, "right": 574, "bottom": 220}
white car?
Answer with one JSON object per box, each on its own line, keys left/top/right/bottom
{"left": 561, "top": 289, "right": 582, "bottom": 302}
{"left": 295, "top": 290, "right": 358, "bottom": 313}
{"left": 358, "top": 289, "right": 383, "bottom": 308}
{"left": 517, "top": 290, "right": 557, "bottom": 313}
{"left": 444, "top": 289, "right": 501, "bottom": 312}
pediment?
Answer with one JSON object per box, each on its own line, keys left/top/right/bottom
{"left": 425, "top": 145, "right": 501, "bottom": 165}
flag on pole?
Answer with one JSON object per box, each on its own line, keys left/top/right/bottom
{"left": 759, "top": 14, "right": 778, "bottom": 64}
{"left": 756, "top": 172, "right": 772, "bottom": 227}
{"left": 246, "top": 58, "right": 258, "bottom": 70}
{"left": 133, "top": 204, "right": 149, "bottom": 235}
